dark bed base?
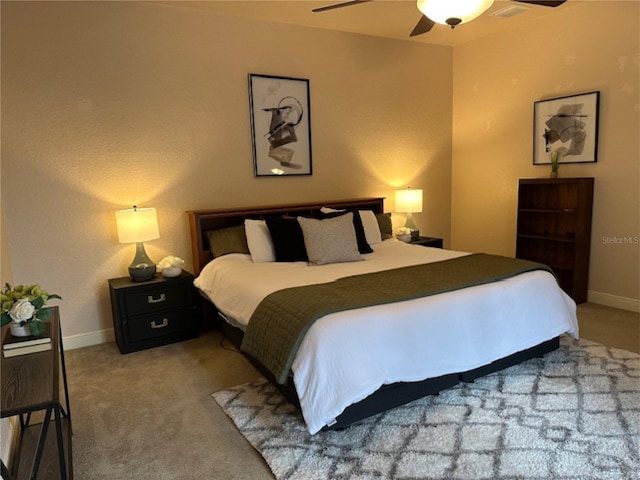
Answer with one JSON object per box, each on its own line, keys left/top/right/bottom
{"left": 211, "top": 305, "right": 559, "bottom": 431}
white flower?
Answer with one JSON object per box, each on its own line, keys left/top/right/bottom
{"left": 397, "top": 227, "right": 412, "bottom": 236}
{"left": 157, "top": 256, "right": 185, "bottom": 270}
{"left": 9, "top": 298, "right": 35, "bottom": 323}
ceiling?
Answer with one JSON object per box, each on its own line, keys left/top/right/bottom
{"left": 160, "top": 0, "right": 580, "bottom": 46}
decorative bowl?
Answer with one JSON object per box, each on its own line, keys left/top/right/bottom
{"left": 161, "top": 266, "right": 182, "bottom": 278}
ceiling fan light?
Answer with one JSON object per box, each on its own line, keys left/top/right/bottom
{"left": 417, "top": 0, "right": 494, "bottom": 26}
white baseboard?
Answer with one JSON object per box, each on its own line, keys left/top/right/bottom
{"left": 587, "top": 290, "right": 640, "bottom": 313}
{"left": 62, "top": 328, "right": 115, "bottom": 351}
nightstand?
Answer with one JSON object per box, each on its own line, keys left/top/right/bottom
{"left": 108, "top": 271, "right": 198, "bottom": 354}
{"left": 410, "top": 236, "right": 444, "bottom": 249}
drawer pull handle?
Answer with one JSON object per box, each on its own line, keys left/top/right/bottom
{"left": 147, "top": 293, "right": 166, "bottom": 304}
{"left": 151, "top": 318, "right": 169, "bottom": 329}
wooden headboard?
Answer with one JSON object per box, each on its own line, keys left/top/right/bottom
{"left": 187, "top": 197, "right": 385, "bottom": 275}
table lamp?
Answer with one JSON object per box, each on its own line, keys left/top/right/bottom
{"left": 395, "top": 188, "right": 423, "bottom": 239}
{"left": 115, "top": 206, "right": 160, "bottom": 281}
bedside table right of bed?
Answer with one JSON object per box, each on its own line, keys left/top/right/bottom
{"left": 409, "top": 236, "right": 444, "bottom": 249}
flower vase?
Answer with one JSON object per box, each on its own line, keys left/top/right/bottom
{"left": 550, "top": 171, "right": 558, "bottom": 179}
{"left": 10, "top": 323, "right": 31, "bottom": 337}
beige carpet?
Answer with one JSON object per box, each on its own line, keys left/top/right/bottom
{"left": 213, "top": 338, "right": 640, "bottom": 480}
{"left": 65, "top": 331, "right": 273, "bottom": 479}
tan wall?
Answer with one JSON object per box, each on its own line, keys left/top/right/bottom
{"left": 452, "top": 1, "right": 639, "bottom": 306}
{"left": 1, "top": 195, "right": 14, "bottom": 286}
{"left": 1, "top": 1, "right": 452, "bottom": 339}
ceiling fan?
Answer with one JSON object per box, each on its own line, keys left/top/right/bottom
{"left": 312, "top": 0, "right": 567, "bottom": 37}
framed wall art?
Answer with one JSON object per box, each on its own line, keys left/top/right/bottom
{"left": 248, "top": 74, "right": 312, "bottom": 177}
{"left": 533, "top": 91, "right": 600, "bottom": 165}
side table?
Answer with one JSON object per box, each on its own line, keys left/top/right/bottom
{"left": 410, "top": 236, "right": 444, "bottom": 249}
{"left": 1, "top": 307, "right": 72, "bottom": 479}
{"left": 108, "top": 271, "right": 198, "bottom": 354}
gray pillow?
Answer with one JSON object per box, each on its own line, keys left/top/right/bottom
{"left": 375, "top": 213, "right": 393, "bottom": 240}
{"left": 206, "top": 225, "right": 250, "bottom": 258}
{"left": 297, "top": 213, "right": 362, "bottom": 265}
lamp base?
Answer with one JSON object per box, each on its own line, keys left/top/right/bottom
{"left": 128, "top": 242, "right": 156, "bottom": 282}
{"left": 129, "top": 264, "right": 156, "bottom": 282}
{"left": 404, "top": 213, "right": 420, "bottom": 240}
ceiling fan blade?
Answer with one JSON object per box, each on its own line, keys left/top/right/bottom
{"left": 512, "top": 0, "right": 567, "bottom": 6}
{"left": 312, "top": 0, "right": 373, "bottom": 13}
{"left": 409, "top": 15, "right": 436, "bottom": 37}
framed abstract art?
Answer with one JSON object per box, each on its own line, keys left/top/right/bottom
{"left": 533, "top": 91, "right": 600, "bottom": 165}
{"left": 249, "top": 74, "right": 312, "bottom": 177}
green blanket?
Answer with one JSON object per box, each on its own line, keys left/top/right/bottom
{"left": 241, "top": 253, "right": 554, "bottom": 384}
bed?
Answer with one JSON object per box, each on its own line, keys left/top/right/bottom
{"left": 188, "top": 198, "right": 578, "bottom": 434}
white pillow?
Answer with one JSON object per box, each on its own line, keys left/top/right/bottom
{"left": 244, "top": 219, "right": 276, "bottom": 263}
{"left": 358, "top": 210, "right": 382, "bottom": 245}
{"left": 297, "top": 213, "right": 362, "bottom": 265}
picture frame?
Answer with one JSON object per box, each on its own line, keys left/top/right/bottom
{"left": 533, "top": 91, "right": 600, "bottom": 165}
{"left": 248, "top": 74, "right": 312, "bottom": 177}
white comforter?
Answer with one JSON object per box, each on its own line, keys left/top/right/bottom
{"left": 195, "top": 240, "right": 579, "bottom": 434}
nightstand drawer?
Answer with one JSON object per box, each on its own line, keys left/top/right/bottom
{"left": 124, "top": 284, "right": 186, "bottom": 316}
{"left": 127, "top": 308, "right": 190, "bottom": 342}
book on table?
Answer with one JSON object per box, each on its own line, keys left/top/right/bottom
{"left": 3, "top": 341, "right": 52, "bottom": 357}
{"left": 2, "top": 324, "right": 51, "bottom": 357}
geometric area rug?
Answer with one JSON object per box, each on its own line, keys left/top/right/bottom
{"left": 213, "top": 338, "right": 639, "bottom": 480}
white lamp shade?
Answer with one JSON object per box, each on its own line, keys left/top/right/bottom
{"left": 115, "top": 207, "right": 160, "bottom": 244}
{"left": 395, "top": 189, "right": 423, "bottom": 213}
{"left": 417, "top": 0, "right": 494, "bottom": 25}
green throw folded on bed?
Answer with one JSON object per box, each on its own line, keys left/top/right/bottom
{"left": 241, "top": 253, "right": 555, "bottom": 385}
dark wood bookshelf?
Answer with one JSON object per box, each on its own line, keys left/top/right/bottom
{"left": 516, "top": 178, "right": 594, "bottom": 303}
